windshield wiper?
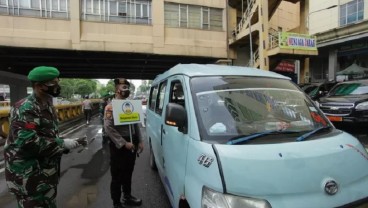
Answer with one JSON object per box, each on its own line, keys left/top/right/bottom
{"left": 296, "top": 126, "right": 332, "bottom": 142}
{"left": 227, "top": 130, "right": 301, "bottom": 145}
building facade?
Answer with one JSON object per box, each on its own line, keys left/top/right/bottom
{"left": 227, "top": 0, "right": 317, "bottom": 84}
{"left": 309, "top": 0, "right": 368, "bottom": 82}
{"left": 0, "top": 0, "right": 229, "bottom": 59}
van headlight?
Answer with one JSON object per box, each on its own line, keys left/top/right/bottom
{"left": 202, "top": 186, "right": 271, "bottom": 208}
{"left": 356, "top": 102, "right": 368, "bottom": 110}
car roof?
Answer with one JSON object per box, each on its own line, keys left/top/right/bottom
{"left": 336, "top": 79, "right": 368, "bottom": 85}
{"left": 153, "top": 64, "right": 290, "bottom": 84}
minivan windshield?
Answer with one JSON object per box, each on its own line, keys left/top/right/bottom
{"left": 328, "top": 82, "right": 368, "bottom": 96}
{"left": 191, "top": 76, "right": 331, "bottom": 144}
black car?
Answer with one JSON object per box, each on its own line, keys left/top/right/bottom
{"left": 318, "top": 79, "right": 368, "bottom": 124}
{"left": 300, "top": 81, "right": 338, "bottom": 101}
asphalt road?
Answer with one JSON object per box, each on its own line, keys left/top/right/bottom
{"left": 1, "top": 118, "right": 367, "bottom": 208}
{"left": 0, "top": 117, "right": 171, "bottom": 208}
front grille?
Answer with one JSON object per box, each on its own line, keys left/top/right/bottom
{"left": 320, "top": 108, "right": 352, "bottom": 115}
{"left": 319, "top": 102, "right": 354, "bottom": 116}
{"left": 320, "top": 103, "right": 354, "bottom": 108}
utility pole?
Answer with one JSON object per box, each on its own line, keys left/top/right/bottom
{"left": 247, "top": 0, "right": 253, "bottom": 66}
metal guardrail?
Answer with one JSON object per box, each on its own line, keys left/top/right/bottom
{"left": 0, "top": 100, "right": 101, "bottom": 141}
{"left": 231, "top": 0, "right": 257, "bottom": 39}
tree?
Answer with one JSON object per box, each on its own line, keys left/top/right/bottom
{"left": 138, "top": 80, "right": 151, "bottom": 95}
{"left": 99, "top": 79, "right": 115, "bottom": 97}
{"left": 59, "top": 79, "right": 97, "bottom": 99}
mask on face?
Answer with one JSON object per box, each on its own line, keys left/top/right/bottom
{"left": 119, "top": 89, "right": 130, "bottom": 99}
{"left": 118, "top": 85, "right": 130, "bottom": 99}
{"left": 43, "top": 84, "right": 61, "bottom": 97}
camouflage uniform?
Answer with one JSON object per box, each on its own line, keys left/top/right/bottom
{"left": 4, "top": 93, "right": 65, "bottom": 208}
{"left": 104, "top": 102, "right": 142, "bottom": 205}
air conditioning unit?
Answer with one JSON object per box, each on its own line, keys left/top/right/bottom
{"left": 118, "top": 12, "right": 127, "bottom": 16}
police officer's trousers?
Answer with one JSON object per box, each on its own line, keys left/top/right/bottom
{"left": 109, "top": 142, "right": 137, "bottom": 204}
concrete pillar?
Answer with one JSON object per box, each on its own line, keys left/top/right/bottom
{"left": 152, "top": 0, "right": 165, "bottom": 50}
{"left": 9, "top": 83, "right": 29, "bottom": 105}
{"left": 0, "top": 71, "right": 29, "bottom": 105}
{"left": 258, "top": 0, "right": 269, "bottom": 70}
{"left": 328, "top": 49, "right": 338, "bottom": 81}
{"left": 70, "top": 0, "right": 81, "bottom": 49}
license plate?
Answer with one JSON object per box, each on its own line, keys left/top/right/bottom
{"left": 327, "top": 115, "right": 342, "bottom": 122}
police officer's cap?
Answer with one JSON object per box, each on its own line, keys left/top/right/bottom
{"left": 28, "top": 66, "right": 60, "bottom": 82}
{"left": 114, "top": 78, "right": 130, "bottom": 86}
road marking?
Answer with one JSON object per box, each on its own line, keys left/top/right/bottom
{"left": 60, "top": 124, "right": 86, "bottom": 137}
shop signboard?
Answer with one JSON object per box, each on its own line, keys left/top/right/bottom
{"left": 279, "top": 32, "right": 317, "bottom": 50}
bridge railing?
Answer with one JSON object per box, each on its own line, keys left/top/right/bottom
{"left": 0, "top": 100, "right": 101, "bottom": 144}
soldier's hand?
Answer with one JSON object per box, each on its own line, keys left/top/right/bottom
{"left": 124, "top": 142, "right": 135, "bottom": 150}
{"left": 76, "top": 136, "right": 88, "bottom": 147}
{"left": 63, "top": 138, "right": 79, "bottom": 150}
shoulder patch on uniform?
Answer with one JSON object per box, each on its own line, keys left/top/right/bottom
{"left": 24, "top": 122, "right": 37, "bottom": 130}
{"left": 105, "top": 104, "right": 113, "bottom": 119}
{"left": 105, "top": 111, "right": 112, "bottom": 119}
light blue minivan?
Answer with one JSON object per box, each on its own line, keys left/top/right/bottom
{"left": 146, "top": 64, "right": 368, "bottom": 208}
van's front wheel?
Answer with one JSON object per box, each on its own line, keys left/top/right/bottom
{"left": 150, "top": 142, "right": 157, "bottom": 170}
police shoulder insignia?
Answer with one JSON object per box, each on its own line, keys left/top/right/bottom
{"left": 105, "top": 111, "right": 112, "bottom": 119}
{"left": 105, "top": 104, "right": 113, "bottom": 119}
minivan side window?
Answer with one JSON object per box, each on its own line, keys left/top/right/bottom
{"left": 169, "top": 81, "right": 185, "bottom": 108}
{"left": 155, "top": 81, "right": 167, "bottom": 115}
{"left": 149, "top": 85, "right": 158, "bottom": 111}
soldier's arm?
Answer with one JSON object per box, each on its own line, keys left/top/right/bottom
{"left": 10, "top": 107, "right": 64, "bottom": 158}
{"left": 103, "top": 104, "right": 128, "bottom": 149}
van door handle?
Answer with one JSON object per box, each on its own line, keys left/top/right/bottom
{"left": 162, "top": 129, "right": 166, "bottom": 134}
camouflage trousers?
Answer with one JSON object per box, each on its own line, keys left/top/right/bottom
{"left": 15, "top": 188, "right": 57, "bottom": 208}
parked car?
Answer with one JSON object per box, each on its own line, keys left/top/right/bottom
{"left": 146, "top": 64, "right": 368, "bottom": 208}
{"left": 318, "top": 79, "right": 368, "bottom": 124}
{"left": 300, "top": 81, "right": 338, "bottom": 101}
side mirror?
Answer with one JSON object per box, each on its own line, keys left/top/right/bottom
{"left": 165, "top": 103, "right": 187, "bottom": 133}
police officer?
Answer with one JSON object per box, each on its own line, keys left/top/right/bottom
{"left": 104, "top": 78, "right": 143, "bottom": 208}
{"left": 4, "top": 66, "right": 84, "bottom": 208}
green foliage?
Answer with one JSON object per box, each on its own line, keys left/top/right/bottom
{"left": 59, "top": 79, "right": 97, "bottom": 99}
{"left": 99, "top": 79, "right": 115, "bottom": 97}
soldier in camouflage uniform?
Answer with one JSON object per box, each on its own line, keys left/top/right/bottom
{"left": 4, "top": 66, "right": 82, "bottom": 208}
{"left": 104, "top": 78, "right": 144, "bottom": 208}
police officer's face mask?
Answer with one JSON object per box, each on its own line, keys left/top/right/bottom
{"left": 42, "top": 79, "right": 61, "bottom": 97}
{"left": 118, "top": 85, "right": 130, "bottom": 99}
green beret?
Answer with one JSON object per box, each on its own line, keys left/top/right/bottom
{"left": 28, "top": 66, "right": 60, "bottom": 82}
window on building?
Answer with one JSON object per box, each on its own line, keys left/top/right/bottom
{"left": 202, "top": 7, "right": 209, "bottom": 29}
{"left": 0, "top": 0, "right": 69, "bottom": 19}
{"left": 339, "top": 0, "right": 364, "bottom": 26}
{"left": 165, "top": 2, "right": 223, "bottom": 31}
{"left": 82, "top": 0, "right": 151, "bottom": 24}
{"left": 165, "top": 2, "right": 179, "bottom": 27}
{"left": 179, "top": 4, "right": 188, "bottom": 28}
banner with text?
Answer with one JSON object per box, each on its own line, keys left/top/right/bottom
{"left": 279, "top": 32, "right": 317, "bottom": 51}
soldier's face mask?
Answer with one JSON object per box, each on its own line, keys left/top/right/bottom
{"left": 42, "top": 78, "right": 61, "bottom": 97}
{"left": 118, "top": 84, "right": 130, "bottom": 99}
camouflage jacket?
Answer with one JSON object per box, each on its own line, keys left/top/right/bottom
{"left": 4, "top": 93, "right": 65, "bottom": 196}
{"left": 103, "top": 101, "right": 142, "bottom": 149}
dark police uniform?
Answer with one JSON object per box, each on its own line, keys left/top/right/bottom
{"left": 104, "top": 99, "right": 142, "bottom": 207}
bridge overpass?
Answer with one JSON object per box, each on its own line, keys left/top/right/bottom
{"left": 0, "top": 0, "right": 229, "bottom": 103}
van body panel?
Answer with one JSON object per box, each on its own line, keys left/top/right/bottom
{"left": 147, "top": 64, "right": 368, "bottom": 208}
{"left": 215, "top": 131, "right": 368, "bottom": 207}
{"left": 184, "top": 139, "right": 224, "bottom": 208}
